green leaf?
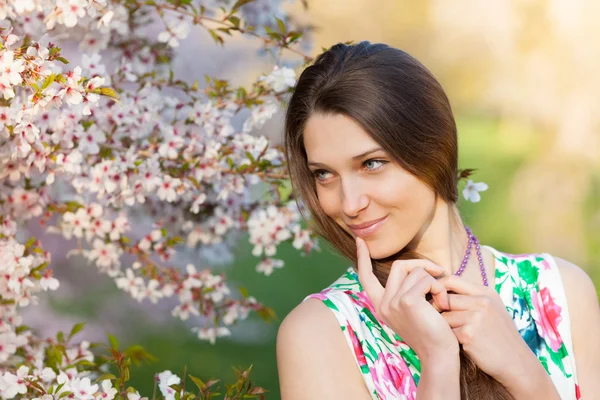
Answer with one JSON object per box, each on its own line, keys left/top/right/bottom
{"left": 208, "top": 29, "right": 224, "bottom": 46}
{"left": 24, "top": 236, "right": 36, "bottom": 249}
{"left": 96, "top": 87, "right": 119, "bottom": 100}
{"left": 228, "top": 16, "right": 240, "bottom": 27}
{"left": 232, "top": 0, "right": 255, "bottom": 11}
{"left": 69, "top": 322, "right": 86, "bottom": 339}
{"left": 76, "top": 359, "right": 96, "bottom": 367}
{"left": 94, "top": 373, "right": 117, "bottom": 383}
{"left": 275, "top": 17, "right": 286, "bottom": 34}
{"left": 217, "top": 27, "right": 232, "bottom": 36}
{"left": 55, "top": 56, "right": 69, "bottom": 64}
{"left": 41, "top": 73, "right": 57, "bottom": 90}
{"left": 189, "top": 375, "right": 206, "bottom": 391}
{"left": 287, "top": 31, "right": 303, "bottom": 44}
{"left": 107, "top": 333, "right": 119, "bottom": 350}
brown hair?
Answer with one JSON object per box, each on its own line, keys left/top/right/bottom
{"left": 284, "top": 42, "right": 513, "bottom": 399}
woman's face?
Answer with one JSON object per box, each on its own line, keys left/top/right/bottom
{"left": 303, "top": 113, "right": 437, "bottom": 259}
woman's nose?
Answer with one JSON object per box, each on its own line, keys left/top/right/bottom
{"left": 341, "top": 183, "right": 369, "bottom": 218}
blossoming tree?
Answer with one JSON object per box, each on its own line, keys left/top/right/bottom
{"left": 0, "top": 0, "right": 318, "bottom": 398}
{"left": 0, "top": 1, "right": 490, "bottom": 398}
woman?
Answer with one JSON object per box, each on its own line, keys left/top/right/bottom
{"left": 276, "top": 42, "right": 600, "bottom": 399}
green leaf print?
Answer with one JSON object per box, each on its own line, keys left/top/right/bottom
{"left": 516, "top": 259, "right": 540, "bottom": 286}
{"left": 539, "top": 355, "right": 550, "bottom": 375}
{"left": 365, "top": 340, "right": 379, "bottom": 360}
{"left": 413, "top": 372, "right": 420, "bottom": 385}
{"left": 400, "top": 347, "right": 421, "bottom": 373}
{"left": 545, "top": 342, "right": 571, "bottom": 378}
{"left": 512, "top": 284, "right": 525, "bottom": 299}
{"left": 323, "top": 298, "right": 339, "bottom": 311}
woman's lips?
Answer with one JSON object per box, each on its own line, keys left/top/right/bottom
{"left": 347, "top": 216, "right": 388, "bottom": 237}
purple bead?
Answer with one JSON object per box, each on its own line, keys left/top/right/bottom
{"left": 459, "top": 226, "right": 489, "bottom": 286}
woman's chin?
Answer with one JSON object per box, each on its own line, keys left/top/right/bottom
{"left": 363, "top": 240, "right": 403, "bottom": 261}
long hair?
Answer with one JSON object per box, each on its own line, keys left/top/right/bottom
{"left": 284, "top": 41, "right": 514, "bottom": 400}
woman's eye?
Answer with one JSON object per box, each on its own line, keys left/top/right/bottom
{"left": 312, "top": 169, "right": 332, "bottom": 181}
{"left": 363, "top": 159, "right": 386, "bottom": 171}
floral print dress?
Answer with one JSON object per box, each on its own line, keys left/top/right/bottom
{"left": 304, "top": 246, "right": 580, "bottom": 399}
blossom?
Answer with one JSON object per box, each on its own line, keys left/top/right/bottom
{"left": 69, "top": 377, "right": 99, "bottom": 400}
{"left": 78, "top": 125, "right": 106, "bottom": 154}
{"left": 242, "top": 100, "right": 279, "bottom": 133}
{"left": 260, "top": 65, "right": 296, "bottom": 92}
{"left": 157, "top": 175, "right": 182, "bottom": 202}
{"left": 191, "top": 326, "right": 231, "bottom": 345}
{"left": 157, "top": 19, "right": 190, "bottom": 48}
{"left": 0, "top": 51, "right": 25, "bottom": 86}
{"left": 97, "top": 380, "right": 117, "bottom": 400}
{"left": 462, "top": 179, "right": 488, "bottom": 203}
{"left": 0, "top": 77, "right": 15, "bottom": 99}
{"left": 256, "top": 258, "right": 284, "bottom": 276}
{"left": 156, "top": 371, "right": 181, "bottom": 400}
{"left": 0, "top": 366, "right": 29, "bottom": 399}
{"left": 248, "top": 205, "right": 293, "bottom": 257}
{"left": 40, "top": 270, "right": 60, "bottom": 291}
{"left": 57, "top": 0, "right": 88, "bottom": 28}
{"left": 115, "top": 268, "right": 143, "bottom": 298}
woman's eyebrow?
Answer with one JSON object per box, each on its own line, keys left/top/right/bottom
{"left": 307, "top": 147, "right": 384, "bottom": 167}
{"left": 351, "top": 147, "right": 384, "bottom": 160}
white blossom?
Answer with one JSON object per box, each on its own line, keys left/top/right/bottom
{"left": 260, "top": 65, "right": 296, "bottom": 92}
{"left": 462, "top": 180, "right": 489, "bottom": 203}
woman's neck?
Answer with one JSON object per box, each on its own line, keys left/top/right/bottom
{"left": 407, "top": 198, "right": 471, "bottom": 277}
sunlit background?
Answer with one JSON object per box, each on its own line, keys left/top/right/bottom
{"left": 27, "top": 0, "right": 600, "bottom": 398}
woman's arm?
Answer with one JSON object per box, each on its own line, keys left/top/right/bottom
{"left": 276, "top": 298, "right": 372, "bottom": 400}
{"left": 555, "top": 257, "right": 600, "bottom": 398}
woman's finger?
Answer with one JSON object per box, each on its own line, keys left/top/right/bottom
{"left": 446, "top": 293, "right": 480, "bottom": 311}
{"left": 441, "top": 310, "right": 472, "bottom": 328}
{"left": 355, "top": 237, "right": 384, "bottom": 307}
{"left": 438, "top": 274, "right": 485, "bottom": 296}
{"left": 397, "top": 274, "right": 450, "bottom": 311}
{"left": 383, "top": 261, "right": 446, "bottom": 311}
{"left": 396, "top": 267, "right": 429, "bottom": 296}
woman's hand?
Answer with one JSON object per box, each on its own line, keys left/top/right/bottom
{"left": 438, "top": 275, "right": 560, "bottom": 398}
{"left": 355, "top": 237, "right": 459, "bottom": 362}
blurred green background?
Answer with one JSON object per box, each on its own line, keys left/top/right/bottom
{"left": 42, "top": 0, "right": 600, "bottom": 398}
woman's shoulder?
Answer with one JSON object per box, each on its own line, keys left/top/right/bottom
{"left": 276, "top": 297, "right": 372, "bottom": 399}
{"left": 277, "top": 266, "right": 363, "bottom": 343}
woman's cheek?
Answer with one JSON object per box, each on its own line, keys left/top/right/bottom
{"left": 316, "top": 187, "right": 339, "bottom": 219}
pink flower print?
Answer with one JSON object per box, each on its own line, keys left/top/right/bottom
{"left": 345, "top": 322, "right": 367, "bottom": 366}
{"left": 540, "top": 259, "right": 552, "bottom": 271}
{"left": 352, "top": 290, "right": 384, "bottom": 324}
{"left": 306, "top": 288, "right": 333, "bottom": 301}
{"left": 530, "top": 287, "right": 563, "bottom": 351}
{"left": 370, "top": 352, "right": 416, "bottom": 400}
